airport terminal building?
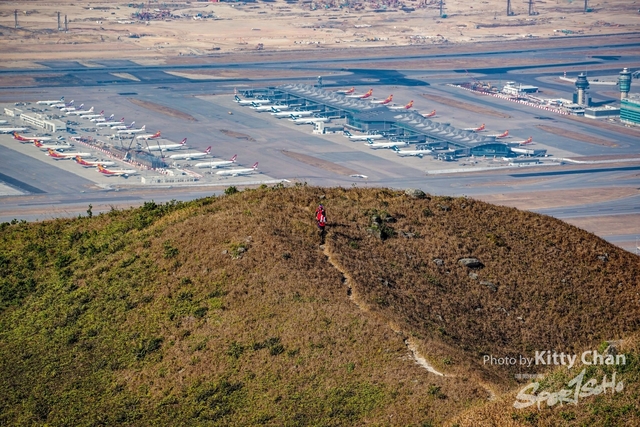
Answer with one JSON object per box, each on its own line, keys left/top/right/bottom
{"left": 247, "top": 84, "right": 546, "bottom": 158}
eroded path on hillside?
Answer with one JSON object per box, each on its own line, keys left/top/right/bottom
{"left": 321, "top": 242, "right": 446, "bottom": 377}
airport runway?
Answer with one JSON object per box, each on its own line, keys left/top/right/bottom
{"left": 1, "top": 43, "right": 639, "bottom": 252}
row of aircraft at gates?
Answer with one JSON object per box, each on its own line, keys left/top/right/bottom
{"left": 233, "top": 90, "right": 534, "bottom": 155}
{"left": 4, "top": 97, "right": 261, "bottom": 178}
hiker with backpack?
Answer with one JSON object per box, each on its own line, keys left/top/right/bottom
{"left": 315, "top": 204, "right": 327, "bottom": 244}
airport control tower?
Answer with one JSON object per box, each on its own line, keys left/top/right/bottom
{"left": 618, "top": 68, "right": 632, "bottom": 100}
{"left": 574, "top": 73, "right": 590, "bottom": 106}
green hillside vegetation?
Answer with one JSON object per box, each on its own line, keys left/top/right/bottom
{"left": 0, "top": 185, "right": 638, "bottom": 426}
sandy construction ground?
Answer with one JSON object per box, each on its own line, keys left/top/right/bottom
{"left": 0, "top": 0, "right": 638, "bottom": 67}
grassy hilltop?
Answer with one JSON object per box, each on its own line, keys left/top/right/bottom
{"left": 0, "top": 185, "right": 639, "bottom": 426}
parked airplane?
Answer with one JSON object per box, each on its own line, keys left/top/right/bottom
{"left": 91, "top": 114, "right": 114, "bottom": 123}
{"left": 336, "top": 87, "right": 355, "bottom": 94}
{"left": 194, "top": 154, "right": 237, "bottom": 168}
{"left": 389, "top": 100, "right": 414, "bottom": 111}
{"left": 61, "top": 103, "right": 82, "bottom": 112}
{"left": 366, "top": 138, "right": 408, "bottom": 149}
{"left": 14, "top": 132, "right": 51, "bottom": 142}
{"left": 111, "top": 121, "right": 135, "bottom": 131}
{"left": 0, "top": 127, "right": 27, "bottom": 134}
{"left": 97, "top": 164, "right": 138, "bottom": 177}
{"left": 168, "top": 146, "right": 211, "bottom": 160}
{"left": 96, "top": 118, "right": 125, "bottom": 127}
{"left": 421, "top": 109, "right": 437, "bottom": 118}
{"left": 250, "top": 103, "right": 276, "bottom": 111}
{"left": 271, "top": 110, "right": 296, "bottom": 117}
{"left": 46, "top": 148, "right": 94, "bottom": 159}
{"left": 488, "top": 130, "right": 509, "bottom": 138}
{"left": 34, "top": 140, "right": 73, "bottom": 151}
{"left": 371, "top": 94, "right": 393, "bottom": 105}
{"left": 516, "top": 137, "right": 533, "bottom": 146}
{"left": 346, "top": 88, "right": 373, "bottom": 99}
{"left": 74, "top": 156, "right": 115, "bottom": 168}
{"left": 463, "top": 124, "right": 485, "bottom": 132}
{"left": 290, "top": 116, "right": 329, "bottom": 125}
{"left": 81, "top": 110, "right": 104, "bottom": 119}
{"left": 117, "top": 125, "right": 146, "bottom": 134}
{"left": 343, "top": 130, "right": 383, "bottom": 141}
{"left": 137, "top": 131, "right": 162, "bottom": 141}
{"left": 392, "top": 145, "right": 432, "bottom": 158}
{"left": 146, "top": 137, "right": 186, "bottom": 151}
{"left": 288, "top": 111, "right": 315, "bottom": 118}
{"left": 234, "top": 95, "right": 270, "bottom": 105}
{"left": 55, "top": 100, "right": 74, "bottom": 109}
{"left": 37, "top": 96, "right": 64, "bottom": 105}
{"left": 67, "top": 106, "right": 94, "bottom": 115}
{"left": 216, "top": 162, "right": 259, "bottom": 176}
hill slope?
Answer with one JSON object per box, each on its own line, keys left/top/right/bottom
{"left": 0, "top": 186, "right": 638, "bottom": 426}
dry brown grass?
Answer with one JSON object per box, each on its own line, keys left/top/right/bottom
{"left": 1, "top": 186, "right": 639, "bottom": 425}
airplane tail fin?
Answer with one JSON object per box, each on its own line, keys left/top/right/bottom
{"left": 74, "top": 155, "right": 82, "bottom": 163}
{"left": 252, "top": 162, "right": 259, "bottom": 169}
{"left": 34, "top": 140, "right": 42, "bottom": 147}
{"left": 205, "top": 146, "right": 212, "bottom": 154}
{"left": 344, "top": 130, "right": 352, "bottom": 136}
{"left": 406, "top": 101, "right": 414, "bottom": 108}
{"left": 478, "top": 124, "right": 485, "bottom": 131}
{"left": 392, "top": 146, "right": 399, "bottom": 152}
{"left": 366, "top": 138, "right": 374, "bottom": 144}
{"left": 234, "top": 95, "right": 241, "bottom": 102}
{"left": 230, "top": 154, "right": 237, "bottom": 162}
{"left": 99, "top": 110, "right": 104, "bottom": 115}
{"left": 180, "top": 137, "right": 187, "bottom": 145}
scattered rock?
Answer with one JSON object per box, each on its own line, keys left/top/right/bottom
{"left": 597, "top": 253, "right": 609, "bottom": 262}
{"left": 319, "top": 194, "right": 326, "bottom": 200}
{"left": 371, "top": 215, "right": 382, "bottom": 224}
{"left": 458, "top": 258, "right": 484, "bottom": 269}
{"left": 378, "top": 277, "right": 393, "bottom": 288}
{"left": 222, "top": 250, "right": 228, "bottom": 254}
{"left": 480, "top": 280, "right": 497, "bottom": 291}
{"left": 433, "top": 258, "right": 444, "bottom": 266}
{"left": 383, "top": 216, "right": 396, "bottom": 223}
{"left": 399, "top": 231, "right": 415, "bottom": 238}
{"left": 437, "top": 204, "right": 450, "bottom": 211}
{"left": 468, "top": 272, "right": 478, "bottom": 280}
{"left": 404, "top": 188, "right": 426, "bottom": 199}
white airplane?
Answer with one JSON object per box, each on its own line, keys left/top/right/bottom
{"left": 336, "top": 87, "right": 355, "bottom": 95}
{"left": 117, "top": 125, "right": 146, "bottom": 134}
{"left": 97, "top": 164, "right": 138, "bottom": 177}
{"left": 34, "top": 140, "right": 73, "bottom": 151}
{"left": 392, "top": 145, "right": 432, "bottom": 158}
{"left": 488, "top": 130, "right": 509, "bottom": 139}
{"left": 91, "top": 114, "right": 114, "bottom": 123}
{"left": 46, "top": 148, "right": 94, "bottom": 160}
{"left": 194, "top": 154, "right": 237, "bottom": 169}
{"left": 67, "top": 106, "right": 94, "bottom": 116}
{"left": 462, "top": 124, "right": 485, "bottom": 132}
{"left": 61, "top": 103, "right": 82, "bottom": 112}
{"left": 250, "top": 103, "right": 276, "bottom": 111}
{"left": 346, "top": 88, "right": 373, "bottom": 99}
{"left": 421, "top": 109, "right": 437, "bottom": 118}
{"left": 74, "top": 156, "right": 116, "bottom": 168}
{"left": 145, "top": 137, "right": 187, "bottom": 151}
{"left": 287, "top": 111, "right": 316, "bottom": 118}
{"left": 14, "top": 132, "right": 52, "bottom": 142}
{"left": 371, "top": 94, "right": 393, "bottom": 105}
{"left": 516, "top": 137, "right": 534, "bottom": 146}
{"left": 81, "top": 110, "right": 104, "bottom": 119}
{"left": 136, "top": 131, "right": 162, "bottom": 142}
{"left": 216, "top": 162, "right": 259, "bottom": 176}
{"left": 37, "top": 96, "right": 64, "bottom": 105}
{"left": 290, "top": 116, "right": 329, "bottom": 125}
{"left": 388, "top": 100, "right": 414, "bottom": 111}
{"left": 234, "top": 95, "right": 270, "bottom": 105}
{"left": 0, "top": 127, "right": 27, "bottom": 134}
{"left": 169, "top": 146, "right": 212, "bottom": 160}
{"left": 365, "top": 138, "right": 408, "bottom": 149}
{"left": 343, "top": 130, "right": 383, "bottom": 141}
{"left": 54, "top": 100, "right": 73, "bottom": 109}
{"left": 271, "top": 110, "right": 296, "bottom": 117}
{"left": 96, "top": 117, "right": 125, "bottom": 127}
{"left": 111, "top": 121, "right": 135, "bottom": 131}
